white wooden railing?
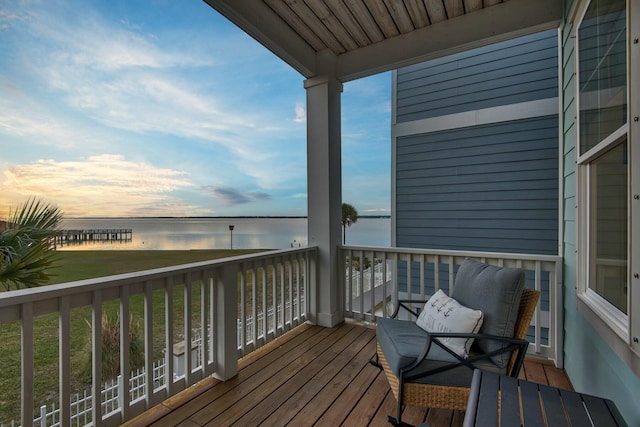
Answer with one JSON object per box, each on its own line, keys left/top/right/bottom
{"left": 339, "top": 246, "right": 564, "bottom": 368}
{"left": 0, "top": 247, "right": 315, "bottom": 427}
{"left": 0, "top": 244, "right": 565, "bottom": 426}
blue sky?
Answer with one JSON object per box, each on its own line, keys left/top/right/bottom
{"left": 0, "top": 0, "right": 390, "bottom": 218}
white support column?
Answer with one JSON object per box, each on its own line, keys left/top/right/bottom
{"left": 305, "top": 50, "right": 344, "bottom": 327}
{"left": 213, "top": 264, "right": 238, "bottom": 380}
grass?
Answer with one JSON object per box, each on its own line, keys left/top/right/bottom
{"left": 0, "top": 249, "right": 263, "bottom": 424}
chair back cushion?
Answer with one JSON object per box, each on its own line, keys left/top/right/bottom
{"left": 451, "top": 259, "right": 525, "bottom": 368}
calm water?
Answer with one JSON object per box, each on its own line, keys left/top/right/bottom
{"left": 58, "top": 217, "right": 390, "bottom": 250}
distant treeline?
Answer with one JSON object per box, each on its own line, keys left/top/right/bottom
{"left": 63, "top": 215, "right": 391, "bottom": 219}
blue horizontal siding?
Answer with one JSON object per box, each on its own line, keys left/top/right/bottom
{"left": 395, "top": 115, "right": 559, "bottom": 255}
{"left": 396, "top": 29, "right": 558, "bottom": 123}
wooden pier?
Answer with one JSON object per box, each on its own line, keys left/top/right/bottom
{"left": 54, "top": 228, "right": 132, "bottom": 246}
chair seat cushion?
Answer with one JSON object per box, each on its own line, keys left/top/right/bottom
{"left": 377, "top": 317, "right": 504, "bottom": 387}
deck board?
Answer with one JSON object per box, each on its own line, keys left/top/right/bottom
{"left": 124, "top": 322, "right": 571, "bottom": 427}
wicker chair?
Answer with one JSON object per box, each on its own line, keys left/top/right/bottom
{"left": 371, "top": 259, "right": 541, "bottom": 426}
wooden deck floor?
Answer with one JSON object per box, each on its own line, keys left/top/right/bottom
{"left": 124, "top": 321, "right": 572, "bottom": 427}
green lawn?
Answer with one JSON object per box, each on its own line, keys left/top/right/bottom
{"left": 0, "top": 249, "right": 262, "bottom": 424}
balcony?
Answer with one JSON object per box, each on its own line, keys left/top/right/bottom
{"left": 123, "top": 322, "right": 569, "bottom": 427}
{"left": 0, "top": 246, "right": 564, "bottom": 426}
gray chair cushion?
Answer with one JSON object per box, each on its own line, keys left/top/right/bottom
{"left": 376, "top": 317, "right": 504, "bottom": 387}
{"left": 451, "top": 258, "right": 525, "bottom": 368}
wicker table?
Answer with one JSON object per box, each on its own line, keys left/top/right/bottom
{"left": 463, "top": 369, "right": 627, "bottom": 427}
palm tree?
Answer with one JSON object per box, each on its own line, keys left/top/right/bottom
{"left": 0, "top": 198, "right": 63, "bottom": 290}
{"left": 341, "top": 203, "right": 358, "bottom": 244}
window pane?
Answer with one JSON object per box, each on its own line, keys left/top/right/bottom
{"left": 590, "top": 140, "right": 627, "bottom": 313}
{"left": 578, "top": 0, "right": 627, "bottom": 154}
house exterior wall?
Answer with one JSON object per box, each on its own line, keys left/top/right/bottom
{"left": 396, "top": 30, "right": 558, "bottom": 123}
{"left": 561, "top": 0, "right": 640, "bottom": 424}
{"left": 396, "top": 116, "right": 559, "bottom": 254}
{"left": 393, "top": 29, "right": 560, "bottom": 256}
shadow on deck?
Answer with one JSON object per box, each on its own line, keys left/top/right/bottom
{"left": 124, "top": 321, "right": 571, "bottom": 427}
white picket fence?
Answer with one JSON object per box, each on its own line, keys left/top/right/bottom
{"left": 346, "top": 260, "right": 392, "bottom": 298}
{"left": 18, "top": 359, "right": 166, "bottom": 427}
{"left": 7, "top": 299, "right": 302, "bottom": 427}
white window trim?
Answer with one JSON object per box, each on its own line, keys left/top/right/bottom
{"left": 575, "top": 0, "right": 638, "bottom": 352}
{"left": 630, "top": 0, "right": 640, "bottom": 355}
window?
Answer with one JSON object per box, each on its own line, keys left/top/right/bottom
{"left": 576, "top": 0, "right": 630, "bottom": 337}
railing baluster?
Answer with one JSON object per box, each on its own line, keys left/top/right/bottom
{"left": 271, "top": 264, "right": 277, "bottom": 336}
{"left": 534, "top": 260, "right": 542, "bottom": 354}
{"left": 381, "top": 252, "right": 388, "bottom": 318}
{"left": 259, "top": 262, "right": 267, "bottom": 343}
{"left": 165, "top": 278, "right": 175, "bottom": 396}
{"left": 59, "top": 296, "right": 71, "bottom": 427}
{"left": 201, "top": 276, "right": 209, "bottom": 373}
{"left": 251, "top": 263, "right": 258, "bottom": 348}
{"left": 21, "top": 302, "right": 34, "bottom": 427}
{"left": 120, "top": 285, "right": 130, "bottom": 420}
{"left": 357, "top": 250, "right": 364, "bottom": 321}
{"left": 406, "top": 253, "right": 412, "bottom": 302}
{"left": 368, "top": 251, "right": 375, "bottom": 320}
{"left": 346, "top": 249, "right": 353, "bottom": 318}
{"left": 239, "top": 270, "right": 246, "bottom": 354}
{"left": 143, "top": 280, "right": 154, "bottom": 405}
{"left": 288, "top": 258, "right": 294, "bottom": 328}
{"left": 419, "top": 254, "right": 425, "bottom": 298}
{"left": 91, "top": 290, "right": 103, "bottom": 426}
{"left": 433, "top": 254, "right": 440, "bottom": 294}
{"left": 295, "top": 256, "right": 301, "bottom": 323}
{"left": 280, "top": 258, "right": 285, "bottom": 332}
{"left": 447, "top": 256, "right": 454, "bottom": 293}
{"left": 184, "top": 275, "right": 193, "bottom": 384}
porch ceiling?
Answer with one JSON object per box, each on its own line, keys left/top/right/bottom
{"left": 204, "top": 0, "right": 562, "bottom": 82}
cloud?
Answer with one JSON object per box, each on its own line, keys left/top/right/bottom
{"left": 363, "top": 207, "right": 391, "bottom": 214}
{"left": 1, "top": 2, "right": 391, "bottom": 218}
{"left": 294, "top": 103, "right": 305, "bottom": 123}
{"left": 205, "top": 186, "right": 271, "bottom": 206}
{"left": 1, "top": 1, "right": 310, "bottom": 199}
{"left": 0, "top": 155, "right": 195, "bottom": 217}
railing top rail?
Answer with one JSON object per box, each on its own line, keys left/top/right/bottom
{"left": 340, "top": 245, "right": 563, "bottom": 264}
{"left": 0, "top": 246, "right": 318, "bottom": 310}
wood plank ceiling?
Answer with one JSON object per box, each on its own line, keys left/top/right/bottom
{"left": 262, "top": 0, "right": 507, "bottom": 56}
{"left": 205, "top": 0, "right": 561, "bottom": 81}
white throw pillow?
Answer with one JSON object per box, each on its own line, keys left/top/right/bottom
{"left": 416, "top": 289, "right": 484, "bottom": 358}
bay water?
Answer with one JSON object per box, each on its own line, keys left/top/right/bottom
{"left": 58, "top": 217, "right": 390, "bottom": 250}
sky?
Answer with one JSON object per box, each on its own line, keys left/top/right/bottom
{"left": 0, "top": 0, "right": 391, "bottom": 218}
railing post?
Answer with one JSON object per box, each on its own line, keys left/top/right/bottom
{"left": 214, "top": 264, "right": 238, "bottom": 381}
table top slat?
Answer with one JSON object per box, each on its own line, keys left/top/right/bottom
{"left": 538, "top": 384, "right": 568, "bottom": 426}
{"left": 476, "top": 369, "right": 499, "bottom": 426}
{"left": 558, "top": 388, "right": 593, "bottom": 426}
{"left": 582, "top": 394, "right": 627, "bottom": 427}
{"left": 499, "top": 376, "right": 520, "bottom": 427}
{"left": 519, "top": 380, "right": 545, "bottom": 427}
{"left": 463, "top": 370, "right": 482, "bottom": 427}
{"left": 603, "top": 398, "right": 629, "bottom": 427}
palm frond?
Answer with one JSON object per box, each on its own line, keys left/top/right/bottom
{"left": 0, "top": 198, "right": 63, "bottom": 290}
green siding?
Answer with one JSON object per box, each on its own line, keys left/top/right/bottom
{"left": 561, "top": 2, "right": 640, "bottom": 424}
